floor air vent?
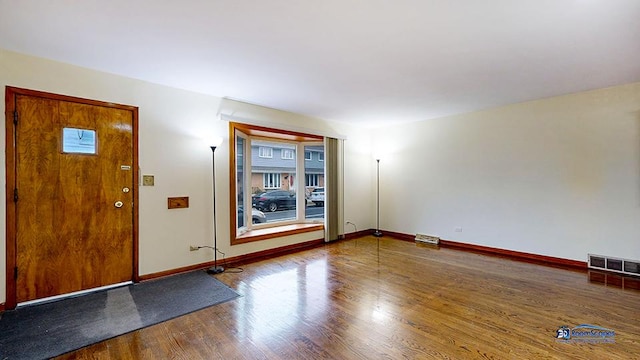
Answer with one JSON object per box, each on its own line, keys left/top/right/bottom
{"left": 589, "top": 254, "right": 640, "bottom": 277}
{"left": 415, "top": 234, "right": 440, "bottom": 245}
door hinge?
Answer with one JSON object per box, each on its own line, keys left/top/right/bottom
{"left": 13, "top": 188, "right": 18, "bottom": 202}
{"left": 13, "top": 110, "right": 18, "bottom": 125}
{"left": 14, "top": 266, "right": 18, "bottom": 279}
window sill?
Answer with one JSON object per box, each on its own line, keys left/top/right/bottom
{"left": 233, "top": 223, "right": 324, "bottom": 245}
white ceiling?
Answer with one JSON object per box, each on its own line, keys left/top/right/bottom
{"left": 1, "top": 1, "right": 639, "bottom": 127}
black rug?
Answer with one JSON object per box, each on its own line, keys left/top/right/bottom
{"left": 0, "top": 270, "right": 240, "bottom": 360}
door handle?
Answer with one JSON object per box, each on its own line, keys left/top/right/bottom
{"left": 115, "top": 201, "right": 124, "bottom": 208}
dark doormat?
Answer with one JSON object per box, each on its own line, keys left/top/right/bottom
{"left": 0, "top": 270, "right": 240, "bottom": 360}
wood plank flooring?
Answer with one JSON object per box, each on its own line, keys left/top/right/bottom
{"left": 59, "top": 236, "right": 640, "bottom": 359}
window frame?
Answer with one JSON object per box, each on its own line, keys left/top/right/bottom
{"left": 281, "top": 148, "right": 295, "bottom": 160}
{"left": 258, "top": 146, "right": 273, "bottom": 158}
{"left": 230, "top": 122, "right": 325, "bottom": 245}
{"left": 263, "top": 173, "right": 281, "bottom": 189}
{"left": 305, "top": 174, "right": 319, "bottom": 187}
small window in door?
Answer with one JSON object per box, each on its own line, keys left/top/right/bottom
{"left": 62, "top": 128, "right": 97, "bottom": 154}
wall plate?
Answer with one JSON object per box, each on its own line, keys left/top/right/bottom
{"left": 142, "top": 175, "right": 154, "bottom": 186}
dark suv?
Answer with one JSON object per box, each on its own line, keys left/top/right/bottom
{"left": 252, "top": 190, "right": 296, "bottom": 212}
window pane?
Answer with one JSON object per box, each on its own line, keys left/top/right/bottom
{"left": 251, "top": 140, "right": 296, "bottom": 223}
{"left": 236, "top": 135, "right": 245, "bottom": 229}
{"left": 305, "top": 145, "right": 324, "bottom": 221}
{"left": 282, "top": 149, "right": 294, "bottom": 160}
{"left": 62, "top": 128, "right": 97, "bottom": 154}
{"left": 258, "top": 146, "right": 273, "bottom": 158}
{"left": 263, "top": 173, "right": 281, "bottom": 189}
{"left": 305, "top": 174, "right": 319, "bottom": 187}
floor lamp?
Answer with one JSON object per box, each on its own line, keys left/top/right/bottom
{"left": 373, "top": 158, "right": 383, "bottom": 237}
{"left": 207, "top": 145, "right": 224, "bottom": 274}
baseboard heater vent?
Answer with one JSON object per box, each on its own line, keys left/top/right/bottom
{"left": 588, "top": 254, "right": 640, "bottom": 277}
{"left": 415, "top": 234, "right": 440, "bottom": 245}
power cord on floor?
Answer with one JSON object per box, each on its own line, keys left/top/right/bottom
{"left": 196, "top": 246, "right": 244, "bottom": 273}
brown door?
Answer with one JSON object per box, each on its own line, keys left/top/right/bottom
{"left": 6, "top": 88, "right": 138, "bottom": 306}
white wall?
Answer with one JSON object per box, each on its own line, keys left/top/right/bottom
{"left": 0, "top": 49, "right": 374, "bottom": 305}
{"left": 373, "top": 82, "right": 640, "bottom": 262}
{"left": 9, "top": 46, "right": 636, "bottom": 305}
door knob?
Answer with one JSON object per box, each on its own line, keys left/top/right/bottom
{"left": 122, "top": 187, "right": 130, "bottom": 193}
{"left": 115, "top": 201, "right": 124, "bottom": 208}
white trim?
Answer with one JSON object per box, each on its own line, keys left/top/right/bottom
{"left": 281, "top": 148, "right": 295, "bottom": 160}
{"left": 263, "top": 173, "right": 281, "bottom": 189}
{"left": 258, "top": 146, "right": 273, "bottom": 158}
{"left": 17, "top": 281, "right": 133, "bottom": 308}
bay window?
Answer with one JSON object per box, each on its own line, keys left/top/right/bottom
{"left": 231, "top": 122, "right": 325, "bottom": 244}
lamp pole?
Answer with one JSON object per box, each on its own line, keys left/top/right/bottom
{"left": 373, "top": 159, "right": 382, "bottom": 237}
{"left": 207, "top": 145, "right": 224, "bottom": 274}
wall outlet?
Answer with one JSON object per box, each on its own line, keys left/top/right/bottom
{"left": 189, "top": 245, "right": 199, "bottom": 251}
{"left": 455, "top": 227, "right": 463, "bottom": 232}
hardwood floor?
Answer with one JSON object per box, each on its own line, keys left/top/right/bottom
{"left": 59, "top": 236, "right": 640, "bottom": 359}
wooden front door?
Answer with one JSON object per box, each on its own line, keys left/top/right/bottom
{"left": 5, "top": 87, "right": 138, "bottom": 308}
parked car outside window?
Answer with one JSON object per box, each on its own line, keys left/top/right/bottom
{"left": 310, "top": 187, "right": 324, "bottom": 206}
{"left": 252, "top": 190, "right": 296, "bottom": 212}
{"left": 238, "top": 206, "right": 267, "bottom": 227}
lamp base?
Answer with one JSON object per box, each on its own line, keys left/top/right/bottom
{"left": 373, "top": 230, "right": 383, "bottom": 237}
{"left": 207, "top": 266, "right": 225, "bottom": 274}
